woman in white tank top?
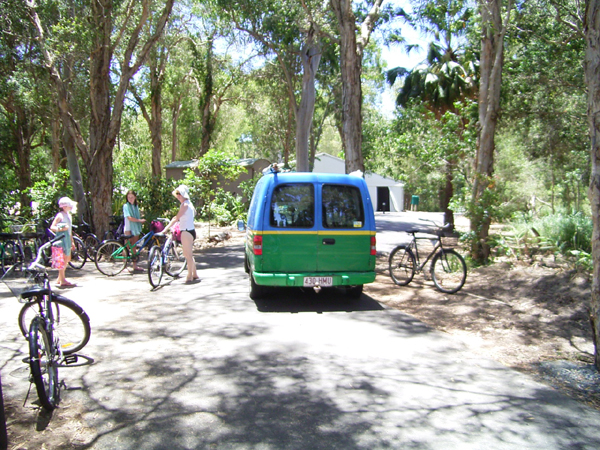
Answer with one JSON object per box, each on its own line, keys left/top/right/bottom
{"left": 164, "top": 185, "right": 199, "bottom": 284}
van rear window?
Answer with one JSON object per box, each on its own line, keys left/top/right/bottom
{"left": 322, "top": 185, "right": 364, "bottom": 228}
{"left": 270, "top": 184, "right": 315, "bottom": 228}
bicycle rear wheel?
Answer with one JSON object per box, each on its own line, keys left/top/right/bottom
{"left": 68, "top": 236, "right": 86, "bottom": 269}
{"left": 431, "top": 249, "right": 467, "bottom": 294}
{"left": 388, "top": 245, "right": 416, "bottom": 286}
{"left": 148, "top": 246, "right": 163, "bottom": 288}
{"left": 164, "top": 240, "right": 187, "bottom": 277}
{"left": 83, "top": 233, "right": 100, "bottom": 260}
{"left": 19, "top": 295, "right": 91, "bottom": 354}
{"left": 29, "top": 317, "right": 59, "bottom": 411}
{"left": 95, "top": 240, "right": 128, "bottom": 276}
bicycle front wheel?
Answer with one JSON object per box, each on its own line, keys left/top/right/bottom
{"left": 19, "top": 295, "right": 91, "bottom": 354}
{"left": 95, "top": 240, "right": 128, "bottom": 276}
{"left": 431, "top": 249, "right": 467, "bottom": 294}
{"left": 148, "top": 246, "right": 163, "bottom": 288}
{"left": 164, "top": 240, "right": 187, "bottom": 277}
{"left": 83, "top": 233, "right": 100, "bottom": 260}
{"left": 29, "top": 317, "right": 59, "bottom": 411}
{"left": 388, "top": 245, "right": 416, "bottom": 286}
{"left": 68, "top": 236, "right": 86, "bottom": 269}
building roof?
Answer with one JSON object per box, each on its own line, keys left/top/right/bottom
{"left": 165, "top": 160, "right": 199, "bottom": 169}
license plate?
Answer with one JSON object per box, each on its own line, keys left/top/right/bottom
{"left": 303, "top": 276, "right": 333, "bottom": 287}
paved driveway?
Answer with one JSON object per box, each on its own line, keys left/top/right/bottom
{"left": 1, "top": 234, "right": 600, "bottom": 449}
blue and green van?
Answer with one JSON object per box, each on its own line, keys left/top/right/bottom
{"left": 242, "top": 170, "right": 377, "bottom": 299}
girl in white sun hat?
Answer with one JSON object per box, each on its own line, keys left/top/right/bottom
{"left": 50, "top": 197, "right": 77, "bottom": 288}
{"left": 164, "top": 185, "right": 199, "bottom": 284}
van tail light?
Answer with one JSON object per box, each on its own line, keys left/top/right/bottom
{"left": 370, "top": 236, "right": 376, "bottom": 256}
{"left": 253, "top": 235, "right": 263, "bottom": 255}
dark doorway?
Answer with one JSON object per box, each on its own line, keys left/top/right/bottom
{"left": 377, "top": 187, "right": 390, "bottom": 212}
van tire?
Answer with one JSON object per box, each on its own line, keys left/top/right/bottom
{"left": 343, "top": 285, "right": 363, "bottom": 298}
{"left": 249, "top": 273, "right": 267, "bottom": 299}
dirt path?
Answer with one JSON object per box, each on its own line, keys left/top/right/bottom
{"left": 367, "top": 253, "right": 600, "bottom": 409}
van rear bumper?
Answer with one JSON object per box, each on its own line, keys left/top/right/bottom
{"left": 252, "top": 272, "right": 376, "bottom": 287}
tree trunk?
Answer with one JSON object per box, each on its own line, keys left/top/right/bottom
{"left": 331, "top": 0, "right": 364, "bottom": 174}
{"left": 296, "top": 29, "right": 321, "bottom": 173}
{"left": 172, "top": 101, "right": 182, "bottom": 162}
{"left": 584, "top": 0, "right": 600, "bottom": 370}
{"left": 441, "top": 158, "right": 455, "bottom": 228}
{"left": 199, "top": 37, "right": 214, "bottom": 158}
{"left": 28, "top": 0, "right": 174, "bottom": 236}
{"left": 13, "top": 107, "right": 33, "bottom": 217}
{"left": 51, "top": 116, "right": 62, "bottom": 172}
{"left": 331, "top": 0, "right": 382, "bottom": 174}
{"left": 149, "top": 44, "right": 166, "bottom": 178}
{"left": 470, "top": 0, "right": 510, "bottom": 264}
{"left": 62, "top": 127, "right": 90, "bottom": 223}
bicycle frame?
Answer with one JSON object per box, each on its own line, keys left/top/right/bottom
{"left": 111, "top": 231, "right": 158, "bottom": 261}
{"left": 408, "top": 233, "right": 444, "bottom": 272}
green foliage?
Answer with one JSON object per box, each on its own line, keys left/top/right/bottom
{"left": 135, "top": 177, "right": 180, "bottom": 225}
{"left": 27, "top": 169, "right": 73, "bottom": 225}
{"left": 487, "top": 212, "right": 593, "bottom": 271}
{"left": 208, "top": 189, "right": 246, "bottom": 226}
{"left": 182, "top": 149, "right": 245, "bottom": 225}
{"left": 531, "top": 212, "right": 592, "bottom": 255}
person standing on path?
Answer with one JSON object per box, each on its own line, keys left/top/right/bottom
{"left": 164, "top": 185, "right": 199, "bottom": 284}
{"left": 123, "top": 190, "right": 146, "bottom": 272}
{"left": 50, "top": 197, "right": 77, "bottom": 288}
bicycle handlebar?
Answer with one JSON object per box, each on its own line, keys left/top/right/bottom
{"left": 407, "top": 220, "right": 452, "bottom": 235}
{"left": 28, "top": 235, "right": 63, "bottom": 271}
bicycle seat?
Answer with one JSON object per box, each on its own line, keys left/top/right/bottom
{"left": 21, "top": 285, "right": 51, "bottom": 299}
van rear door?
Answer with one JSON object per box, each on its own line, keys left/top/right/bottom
{"left": 317, "top": 183, "right": 374, "bottom": 272}
{"left": 260, "top": 182, "right": 319, "bottom": 273}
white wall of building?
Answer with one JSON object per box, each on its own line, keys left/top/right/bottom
{"left": 312, "top": 153, "right": 405, "bottom": 212}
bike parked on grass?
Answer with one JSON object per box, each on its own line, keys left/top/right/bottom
{"left": 388, "top": 219, "right": 467, "bottom": 294}
{"left": 1, "top": 236, "right": 91, "bottom": 411}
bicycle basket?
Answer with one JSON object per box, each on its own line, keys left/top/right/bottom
{"left": 441, "top": 232, "right": 460, "bottom": 248}
{"left": 1, "top": 265, "right": 38, "bottom": 300}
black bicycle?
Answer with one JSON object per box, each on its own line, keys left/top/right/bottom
{"left": 72, "top": 219, "right": 100, "bottom": 261}
{"left": 147, "top": 219, "right": 187, "bottom": 288}
{"left": 1, "top": 236, "right": 91, "bottom": 411}
{"left": 388, "top": 219, "right": 467, "bottom": 294}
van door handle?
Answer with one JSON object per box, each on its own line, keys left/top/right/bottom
{"left": 322, "top": 238, "right": 335, "bottom": 245}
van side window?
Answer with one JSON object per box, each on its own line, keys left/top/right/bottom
{"left": 322, "top": 185, "right": 364, "bottom": 228}
{"left": 270, "top": 184, "right": 314, "bottom": 228}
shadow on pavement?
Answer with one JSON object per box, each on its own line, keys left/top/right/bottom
{"left": 252, "top": 288, "right": 385, "bottom": 313}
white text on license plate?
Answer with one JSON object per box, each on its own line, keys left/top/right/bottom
{"left": 303, "top": 276, "right": 333, "bottom": 287}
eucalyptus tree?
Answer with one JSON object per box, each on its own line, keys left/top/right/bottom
{"left": 129, "top": 36, "right": 170, "bottom": 178}
{"left": 27, "top": 0, "right": 174, "bottom": 235}
{"left": 585, "top": 0, "right": 600, "bottom": 370}
{"left": 330, "top": 0, "right": 386, "bottom": 173}
{"left": 211, "top": 0, "right": 330, "bottom": 171}
{"left": 386, "top": 0, "right": 476, "bottom": 226}
{"left": 0, "top": 0, "right": 51, "bottom": 216}
{"left": 470, "top": 0, "right": 512, "bottom": 264}
{"left": 502, "top": 0, "right": 587, "bottom": 214}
